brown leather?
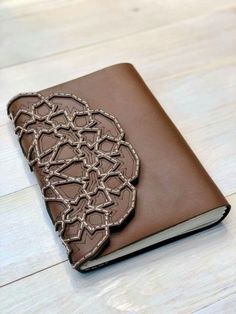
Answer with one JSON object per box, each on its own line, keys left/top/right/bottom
{"left": 7, "top": 90, "right": 140, "bottom": 269}
{"left": 7, "top": 63, "right": 230, "bottom": 270}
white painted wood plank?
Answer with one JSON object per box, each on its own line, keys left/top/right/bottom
{"left": 0, "top": 186, "right": 67, "bottom": 286}
{"left": 153, "top": 63, "right": 236, "bottom": 196}
{"left": 0, "top": 6, "right": 235, "bottom": 125}
{"left": 0, "top": 0, "right": 81, "bottom": 21}
{"left": 195, "top": 293, "right": 236, "bottom": 313}
{"left": 1, "top": 0, "right": 234, "bottom": 21}
{"left": 1, "top": 0, "right": 235, "bottom": 67}
{"left": 1, "top": 194, "right": 235, "bottom": 314}
{"left": 0, "top": 123, "right": 37, "bottom": 196}
{"left": 1, "top": 62, "right": 235, "bottom": 196}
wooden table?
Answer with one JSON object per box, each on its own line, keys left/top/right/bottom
{"left": 0, "top": 1, "right": 236, "bottom": 313}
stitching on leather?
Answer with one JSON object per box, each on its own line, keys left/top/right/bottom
{"left": 7, "top": 92, "right": 140, "bottom": 269}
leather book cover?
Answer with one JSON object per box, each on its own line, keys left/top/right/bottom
{"left": 7, "top": 63, "right": 230, "bottom": 271}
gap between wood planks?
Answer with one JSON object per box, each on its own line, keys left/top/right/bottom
{"left": 192, "top": 291, "right": 236, "bottom": 313}
{"left": 0, "top": 260, "right": 67, "bottom": 288}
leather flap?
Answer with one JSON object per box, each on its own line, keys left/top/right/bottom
{"left": 8, "top": 92, "right": 140, "bottom": 269}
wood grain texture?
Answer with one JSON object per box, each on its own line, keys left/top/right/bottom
{"left": 0, "top": 0, "right": 236, "bottom": 313}
{"left": 0, "top": 185, "right": 67, "bottom": 286}
{"left": 1, "top": 0, "right": 235, "bottom": 67}
{"left": 0, "top": 5, "right": 235, "bottom": 113}
{"left": 195, "top": 293, "right": 236, "bottom": 314}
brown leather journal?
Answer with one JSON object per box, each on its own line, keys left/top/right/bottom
{"left": 7, "top": 63, "right": 230, "bottom": 271}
